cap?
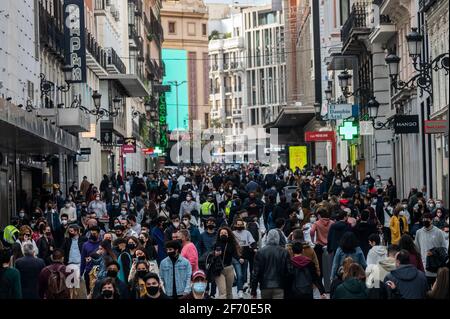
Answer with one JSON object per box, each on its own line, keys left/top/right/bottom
{"left": 192, "top": 270, "right": 206, "bottom": 281}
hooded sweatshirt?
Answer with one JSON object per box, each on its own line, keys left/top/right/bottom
{"left": 290, "top": 255, "right": 325, "bottom": 295}
{"left": 366, "top": 257, "right": 396, "bottom": 289}
{"left": 415, "top": 225, "right": 447, "bottom": 277}
{"left": 366, "top": 245, "right": 388, "bottom": 266}
{"left": 384, "top": 264, "right": 428, "bottom": 299}
{"left": 333, "top": 278, "right": 368, "bottom": 299}
{"left": 310, "top": 218, "right": 334, "bottom": 246}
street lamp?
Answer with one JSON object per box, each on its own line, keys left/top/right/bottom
{"left": 386, "top": 27, "right": 449, "bottom": 99}
{"left": 92, "top": 90, "right": 102, "bottom": 109}
{"left": 338, "top": 70, "right": 352, "bottom": 92}
{"left": 40, "top": 65, "right": 73, "bottom": 94}
{"left": 325, "top": 87, "right": 332, "bottom": 101}
{"left": 366, "top": 96, "right": 393, "bottom": 130}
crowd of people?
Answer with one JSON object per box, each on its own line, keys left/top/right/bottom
{"left": 0, "top": 163, "right": 448, "bottom": 300}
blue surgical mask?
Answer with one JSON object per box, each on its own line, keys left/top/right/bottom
{"left": 192, "top": 282, "right": 207, "bottom": 294}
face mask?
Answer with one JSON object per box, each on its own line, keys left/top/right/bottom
{"left": 107, "top": 269, "right": 118, "bottom": 278}
{"left": 127, "top": 243, "right": 137, "bottom": 250}
{"left": 137, "top": 270, "right": 148, "bottom": 279}
{"left": 130, "top": 206, "right": 135, "bottom": 210}
{"left": 207, "top": 224, "right": 215, "bottom": 230}
{"left": 364, "top": 181, "right": 369, "bottom": 185}
{"left": 335, "top": 180, "right": 341, "bottom": 186}
{"left": 366, "top": 175, "right": 370, "bottom": 178}
{"left": 173, "top": 222, "right": 180, "bottom": 228}
{"left": 193, "top": 282, "right": 207, "bottom": 294}
{"left": 121, "top": 211, "right": 127, "bottom": 216}
{"left": 96, "top": 197, "right": 100, "bottom": 201}
{"left": 160, "top": 203, "right": 166, "bottom": 209}
{"left": 402, "top": 204, "right": 407, "bottom": 209}
{"left": 19, "top": 212, "right": 25, "bottom": 218}
{"left": 101, "top": 290, "right": 113, "bottom": 298}
{"left": 235, "top": 226, "right": 244, "bottom": 231}
{"left": 220, "top": 235, "right": 228, "bottom": 242}
{"left": 112, "top": 192, "right": 116, "bottom": 195}
{"left": 342, "top": 182, "right": 349, "bottom": 189}
{"left": 65, "top": 204, "right": 70, "bottom": 208}
{"left": 384, "top": 202, "right": 389, "bottom": 207}
{"left": 147, "top": 286, "right": 160, "bottom": 296}
{"left": 436, "top": 203, "right": 442, "bottom": 208}
{"left": 90, "top": 235, "right": 98, "bottom": 241}
{"left": 61, "top": 220, "right": 68, "bottom": 225}
{"left": 376, "top": 178, "right": 381, "bottom": 182}
{"left": 423, "top": 220, "right": 431, "bottom": 228}
{"left": 167, "top": 251, "right": 177, "bottom": 259}
{"left": 428, "top": 203, "right": 435, "bottom": 208}
{"left": 186, "top": 196, "right": 192, "bottom": 201}
{"left": 310, "top": 217, "right": 317, "bottom": 223}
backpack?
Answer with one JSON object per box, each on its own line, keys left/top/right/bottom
{"left": 247, "top": 221, "right": 260, "bottom": 243}
{"left": 0, "top": 268, "right": 13, "bottom": 299}
{"left": 291, "top": 264, "right": 313, "bottom": 296}
{"left": 426, "top": 247, "right": 448, "bottom": 273}
{"left": 47, "top": 266, "right": 70, "bottom": 299}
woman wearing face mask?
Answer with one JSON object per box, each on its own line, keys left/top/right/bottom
{"left": 17, "top": 225, "right": 39, "bottom": 256}
{"left": 432, "top": 208, "right": 447, "bottom": 230}
{"left": 158, "top": 200, "right": 171, "bottom": 220}
{"left": 128, "top": 260, "right": 150, "bottom": 299}
{"left": 109, "top": 198, "right": 122, "bottom": 226}
{"left": 211, "top": 227, "right": 241, "bottom": 299}
{"left": 138, "top": 232, "right": 158, "bottom": 263}
{"left": 389, "top": 205, "right": 409, "bottom": 245}
{"left": 140, "top": 200, "right": 158, "bottom": 226}
{"left": 96, "top": 278, "right": 120, "bottom": 300}
{"left": 36, "top": 225, "right": 55, "bottom": 265}
{"left": 95, "top": 240, "right": 118, "bottom": 280}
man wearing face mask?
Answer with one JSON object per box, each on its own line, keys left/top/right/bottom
{"left": 80, "top": 226, "right": 101, "bottom": 294}
{"left": 159, "top": 240, "right": 192, "bottom": 298}
{"left": 399, "top": 199, "right": 411, "bottom": 226}
{"left": 164, "top": 215, "right": 181, "bottom": 242}
{"left": 60, "top": 200, "right": 77, "bottom": 223}
{"left": 45, "top": 202, "right": 60, "bottom": 236}
{"left": 88, "top": 194, "right": 108, "bottom": 219}
{"left": 141, "top": 272, "right": 169, "bottom": 299}
{"left": 179, "top": 192, "right": 199, "bottom": 218}
{"left": 17, "top": 209, "right": 30, "bottom": 227}
{"left": 181, "top": 270, "right": 211, "bottom": 299}
{"left": 363, "top": 172, "right": 375, "bottom": 188}
{"left": 415, "top": 213, "right": 447, "bottom": 287}
{"left": 329, "top": 178, "right": 343, "bottom": 196}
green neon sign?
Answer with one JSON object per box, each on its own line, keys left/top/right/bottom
{"left": 339, "top": 121, "right": 359, "bottom": 140}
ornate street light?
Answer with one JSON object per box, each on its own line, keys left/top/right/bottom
{"left": 386, "top": 27, "right": 449, "bottom": 99}
{"left": 338, "top": 70, "right": 352, "bottom": 92}
{"left": 366, "top": 96, "right": 394, "bottom": 130}
{"left": 40, "top": 65, "right": 73, "bottom": 94}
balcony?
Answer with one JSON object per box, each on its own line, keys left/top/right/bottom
{"left": 341, "top": 2, "right": 371, "bottom": 54}
{"left": 230, "top": 61, "right": 244, "bottom": 70}
{"left": 85, "top": 30, "right": 108, "bottom": 76}
{"left": 57, "top": 108, "right": 90, "bottom": 133}
{"left": 419, "top": 0, "right": 437, "bottom": 12}
{"left": 369, "top": 14, "right": 396, "bottom": 44}
{"left": 232, "top": 109, "right": 242, "bottom": 117}
{"left": 129, "top": 0, "right": 143, "bottom": 17}
{"left": 39, "top": 3, "right": 64, "bottom": 61}
{"left": 225, "top": 87, "right": 232, "bottom": 93}
{"left": 105, "top": 48, "right": 126, "bottom": 74}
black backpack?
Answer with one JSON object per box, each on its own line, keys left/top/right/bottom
{"left": 247, "top": 221, "right": 260, "bottom": 243}
{"left": 426, "top": 247, "right": 448, "bottom": 273}
{"left": 291, "top": 264, "right": 313, "bottom": 296}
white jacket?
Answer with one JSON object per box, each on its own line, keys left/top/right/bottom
{"left": 366, "top": 245, "right": 388, "bottom": 267}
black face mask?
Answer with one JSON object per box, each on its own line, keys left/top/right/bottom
{"left": 137, "top": 255, "right": 146, "bottom": 261}
{"left": 102, "top": 290, "right": 113, "bottom": 298}
{"left": 107, "top": 270, "right": 118, "bottom": 278}
{"left": 167, "top": 251, "right": 177, "bottom": 259}
{"left": 206, "top": 224, "right": 215, "bottom": 230}
{"left": 127, "top": 243, "right": 137, "bottom": 250}
{"left": 147, "top": 286, "right": 160, "bottom": 296}
{"left": 220, "top": 235, "right": 228, "bottom": 242}
{"left": 235, "top": 226, "right": 245, "bottom": 231}
{"left": 90, "top": 235, "right": 98, "bottom": 241}
{"left": 423, "top": 220, "right": 431, "bottom": 228}
{"left": 137, "top": 270, "right": 148, "bottom": 279}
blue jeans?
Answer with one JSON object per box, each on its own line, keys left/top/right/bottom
{"left": 232, "top": 257, "right": 248, "bottom": 291}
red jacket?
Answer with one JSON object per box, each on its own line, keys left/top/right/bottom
{"left": 38, "top": 262, "right": 70, "bottom": 299}
{"left": 310, "top": 218, "right": 334, "bottom": 246}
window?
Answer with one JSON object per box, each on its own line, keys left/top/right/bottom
{"left": 202, "top": 23, "right": 207, "bottom": 36}
{"left": 168, "top": 22, "right": 176, "bottom": 34}
{"left": 187, "top": 22, "right": 196, "bottom": 36}
{"left": 204, "top": 113, "right": 210, "bottom": 128}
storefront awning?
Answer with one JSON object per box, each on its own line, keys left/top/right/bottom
{"left": 99, "top": 74, "right": 150, "bottom": 97}
{"left": 0, "top": 99, "right": 78, "bottom": 154}
{"left": 264, "top": 105, "right": 315, "bottom": 129}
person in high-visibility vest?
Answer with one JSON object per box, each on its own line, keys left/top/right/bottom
{"left": 200, "top": 194, "right": 217, "bottom": 219}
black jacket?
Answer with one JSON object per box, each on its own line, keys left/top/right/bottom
{"left": 61, "top": 235, "right": 87, "bottom": 265}
{"left": 15, "top": 256, "right": 46, "bottom": 299}
{"left": 251, "top": 243, "right": 289, "bottom": 293}
{"left": 327, "top": 221, "right": 351, "bottom": 253}
{"left": 384, "top": 264, "right": 428, "bottom": 299}
{"left": 352, "top": 222, "right": 377, "bottom": 257}
{"left": 287, "top": 255, "right": 325, "bottom": 299}
{"left": 273, "top": 202, "right": 290, "bottom": 221}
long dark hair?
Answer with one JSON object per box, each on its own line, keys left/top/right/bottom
{"left": 100, "top": 240, "right": 117, "bottom": 261}
{"left": 216, "top": 226, "right": 241, "bottom": 257}
{"left": 340, "top": 232, "right": 359, "bottom": 254}
{"left": 398, "top": 234, "right": 420, "bottom": 256}
{"left": 427, "top": 267, "right": 449, "bottom": 299}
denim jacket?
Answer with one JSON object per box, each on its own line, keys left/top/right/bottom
{"left": 159, "top": 256, "right": 192, "bottom": 297}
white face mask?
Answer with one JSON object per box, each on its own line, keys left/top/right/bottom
{"left": 384, "top": 202, "right": 389, "bottom": 207}
{"left": 61, "top": 220, "right": 68, "bottom": 225}
{"left": 436, "top": 203, "right": 442, "bottom": 208}
{"left": 121, "top": 211, "right": 127, "bottom": 215}
{"left": 402, "top": 204, "right": 407, "bottom": 209}
{"left": 19, "top": 212, "right": 25, "bottom": 218}
{"left": 160, "top": 203, "right": 166, "bottom": 209}
{"left": 173, "top": 222, "right": 180, "bottom": 228}
{"left": 65, "top": 204, "right": 70, "bottom": 208}
{"left": 428, "top": 203, "right": 435, "bottom": 208}
{"left": 310, "top": 217, "right": 317, "bottom": 223}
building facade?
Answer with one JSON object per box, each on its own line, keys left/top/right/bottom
{"left": 161, "top": 0, "right": 209, "bottom": 131}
